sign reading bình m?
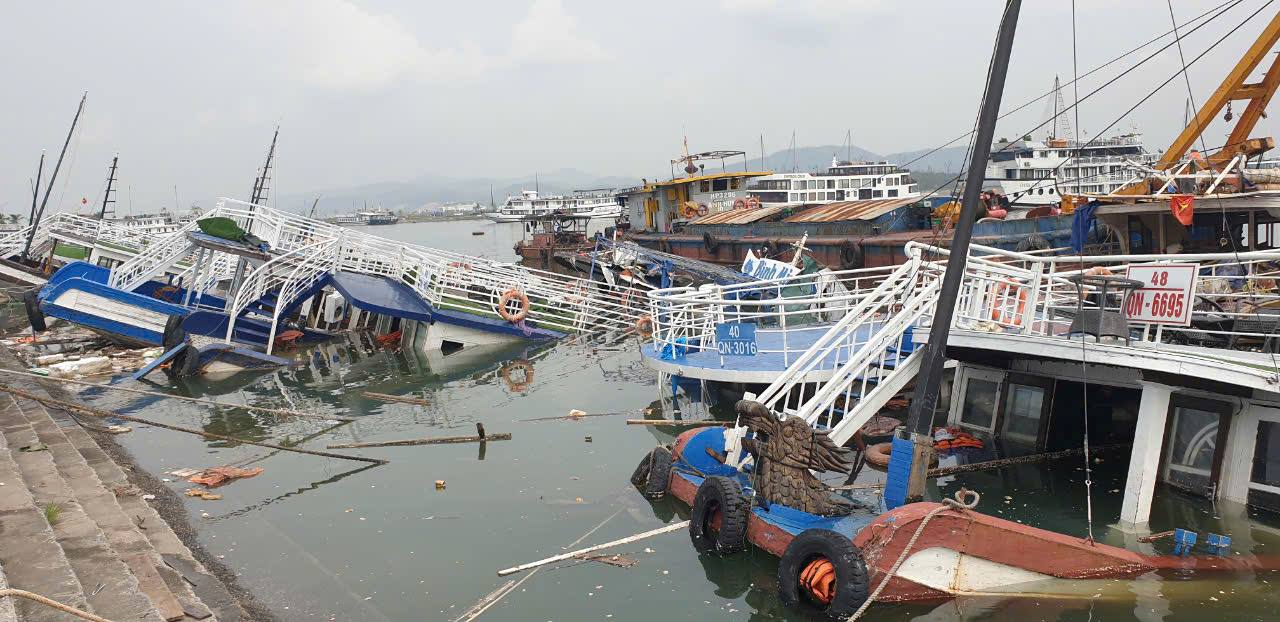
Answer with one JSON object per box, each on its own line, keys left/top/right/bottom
{"left": 1123, "top": 263, "right": 1199, "bottom": 326}
{"left": 741, "top": 250, "right": 798, "bottom": 282}
{"left": 715, "top": 322, "right": 758, "bottom": 356}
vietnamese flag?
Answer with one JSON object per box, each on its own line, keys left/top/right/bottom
{"left": 1170, "top": 194, "right": 1194, "bottom": 226}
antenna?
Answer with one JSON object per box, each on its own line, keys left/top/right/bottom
{"left": 846, "top": 129, "right": 852, "bottom": 163}
{"left": 790, "top": 130, "right": 797, "bottom": 173}
{"left": 98, "top": 155, "right": 118, "bottom": 219}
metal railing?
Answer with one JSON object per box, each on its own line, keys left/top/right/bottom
{"left": 90, "top": 197, "right": 647, "bottom": 342}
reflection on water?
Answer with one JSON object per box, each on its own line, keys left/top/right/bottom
{"left": 71, "top": 220, "right": 1280, "bottom": 621}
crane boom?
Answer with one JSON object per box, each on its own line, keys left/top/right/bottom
{"left": 1159, "top": 10, "right": 1280, "bottom": 170}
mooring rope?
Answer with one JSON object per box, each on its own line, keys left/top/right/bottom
{"left": 846, "top": 489, "right": 980, "bottom": 622}
{"left": 0, "top": 588, "right": 116, "bottom": 622}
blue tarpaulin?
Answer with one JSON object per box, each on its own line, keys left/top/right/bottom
{"left": 1070, "top": 200, "right": 1099, "bottom": 253}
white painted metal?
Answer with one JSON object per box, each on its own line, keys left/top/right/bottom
{"left": 1120, "top": 382, "right": 1174, "bottom": 526}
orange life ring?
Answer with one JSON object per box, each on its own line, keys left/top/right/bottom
{"left": 498, "top": 289, "right": 530, "bottom": 323}
{"left": 152, "top": 285, "right": 181, "bottom": 302}
{"left": 990, "top": 281, "right": 1028, "bottom": 326}
{"left": 732, "top": 198, "right": 747, "bottom": 210}
{"left": 865, "top": 442, "right": 893, "bottom": 469}
{"left": 745, "top": 196, "right": 761, "bottom": 210}
{"left": 501, "top": 359, "right": 534, "bottom": 392}
{"left": 635, "top": 314, "right": 654, "bottom": 338}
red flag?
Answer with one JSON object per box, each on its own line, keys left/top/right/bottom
{"left": 1170, "top": 194, "right": 1194, "bottom": 226}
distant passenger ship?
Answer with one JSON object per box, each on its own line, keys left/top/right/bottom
{"left": 746, "top": 159, "right": 920, "bottom": 207}
{"left": 487, "top": 189, "right": 621, "bottom": 222}
{"left": 332, "top": 208, "right": 400, "bottom": 226}
{"left": 983, "top": 133, "right": 1158, "bottom": 207}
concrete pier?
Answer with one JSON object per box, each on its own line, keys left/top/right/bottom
{"left": 0, "top": 347, "right": 245, "bottom": 621}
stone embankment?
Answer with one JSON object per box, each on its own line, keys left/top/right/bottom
{"left": 0, "top": 350, "right": 246, "bottom": 621}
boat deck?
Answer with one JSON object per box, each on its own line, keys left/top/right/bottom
{"left": 641, "top": 321, "right": 894, "bottom": 384}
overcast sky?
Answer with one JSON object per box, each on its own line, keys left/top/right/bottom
{"left": 2, "top": 0, "right": 1277, "bottom": 214}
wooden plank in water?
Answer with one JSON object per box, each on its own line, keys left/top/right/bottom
{"left": 362, "top": 391, "right": 429, "bottom": 406}
{"left": 624, "top": 419, "right": 725, "bottom": 427}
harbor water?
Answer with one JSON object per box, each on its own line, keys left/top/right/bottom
{"left": 83, "top": 220, "right": 1280, "bottom": 620}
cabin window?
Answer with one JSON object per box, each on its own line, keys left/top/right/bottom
{"left": 700, "top": 181, "right": 710, "bottom": 192}
{"left": 888, "top": 189, "right": 898, "bottom": 198}
{"left": 730, "top": 178, "right": 741, "bottom": 190}
{"left": 874, "top": 190, "right": 883, "bottom": 198}
{"left": 1163, "top": 400, "right": 1231, "bottom": 495}
{"left": 826, "top": 180, "right": 835, "bottom": 189}
{"left": 712, "top": 179, "right": 728, "bottom": 191}
{"left": 1001, "top": 383, "right": 1046, "bottom": 444}
{"left": 1254, "top": 421, "right": 1280, "bottom": 489}
{"left": 954, "top": 367, "right": 1004, "bottom": 432}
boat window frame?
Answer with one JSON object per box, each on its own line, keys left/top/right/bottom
{"left": 949, "top": 364, "right": 1005, "bottom": 434}
{"left": 1159, "top": 395, "right": 1233, "bottom": 497}
{"left": 1249, "top": 409, "right": 1280, "bottom": 497}
{"left": 994, "top": 372, "right": 1054, "bottom": 448}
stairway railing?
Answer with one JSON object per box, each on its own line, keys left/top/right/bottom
{"left": 108, "top": 217, "right": 204, "bottom": 290}
{"left": 224, "top": 238, "right": 340, "bottom": 342}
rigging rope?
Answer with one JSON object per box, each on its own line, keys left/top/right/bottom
{"left": 1071, "top": 0, "right": 1098, "bottom": 545}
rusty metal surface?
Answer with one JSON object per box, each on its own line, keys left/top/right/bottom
{"left": 783, "top": 197, "right": 919, "bottom": 223}
{"left": 689, "top": 204, "right": 788, "bottom": 225}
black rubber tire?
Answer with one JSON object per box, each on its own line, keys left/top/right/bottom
{"left": 632, "top": 446, "right": 672, "bottom": 499}
{"left": 629, "top": 450, "right": 654, "bottom": 486}
{"left": 778, "top": 529, "right": 870, "bottom": 619}
{"left": 689, "top": 475, "right": 749, "bottom": 555}
{"left": 702, "top": 232, "right": 719, "bottom": 254}
{"left": 23, "top": 289, "right": 46, "bottom": 333}
{"left": 839, "top": 242, "right": 863, "bottom": 270}
{"left": 162, "top": 314, "right": 186, "bottom": 351}
{"left": 1015, "top": 234, "right": 1049, "bottom": 253}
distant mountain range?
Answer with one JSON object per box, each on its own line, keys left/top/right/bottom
{"left": 278, "top": 144, "right": 968, "bottom": 216}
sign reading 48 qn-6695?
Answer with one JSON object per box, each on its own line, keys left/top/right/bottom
{"left": 1123, "top": 263, "right": 1199, "bottom": 326}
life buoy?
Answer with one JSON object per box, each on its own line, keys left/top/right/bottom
{"left": 635, "top": 314, "right": 654, "bottom": 338}
{"left": 501, "top": 358, "right": 534, "bottom": 392}
{"left": 745, "top": 196, "right": 761, "bottom": 210}
{"left": 990, "top": 281, "right": 1028, "bottom": 326}
{"left": 152, "top": 285, "right": 181, "bottom": 302}
{"left": 696, "top": 204, "right": 709, "bottom": 217}
{"left": 733, "top": 198, "right": 747, "bottom": 210}
{"left": 497, "top": 289, "right": 530, "bottom": 323}
{"left": 681, "top": 202, "right": 700, "bottom": 219}
{"left": 865, "top": 442, "right": 893, "bottom": 469}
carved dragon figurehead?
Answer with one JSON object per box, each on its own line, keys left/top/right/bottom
{"left": 736, "top": 399, "right": 854, "bottom": 516}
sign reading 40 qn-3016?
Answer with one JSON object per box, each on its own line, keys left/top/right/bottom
{"left": 1123, "top": 263, "right": 1199, "bottom": 327}
{"left": 715, "top": 322, "right": 758, "bottom": 356}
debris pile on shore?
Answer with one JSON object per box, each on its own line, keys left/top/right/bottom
{"left": 2, "top": 325, "right": 163, "bottom": 378}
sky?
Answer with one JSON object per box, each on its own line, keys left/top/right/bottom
{"left": 2, "top": 0, "right": 1278, "bottom": 215}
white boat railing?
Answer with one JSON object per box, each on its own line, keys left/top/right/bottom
{"left": 646, "top": 263, "right": 905, "bottom": 367}
{"left": 93, "top": 197, "right": 645, "bottom": 340}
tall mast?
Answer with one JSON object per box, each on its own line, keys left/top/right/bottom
{"left": 900, "top": 0, "right": 1021, "bottom": 498}
{"left": 98, "top": 155, "right": 119, "bottom": 219}
{"left": 759, "top": 134, "right": 765, "bottom": 171}
{"left": 28, "top": 152, "right": 45, "bottom": 227}
{"left": 249, "top": 126, "right": 279, "bottom": 206}
{"left": 25, "top": 92, "right": 87, "bottom": 260}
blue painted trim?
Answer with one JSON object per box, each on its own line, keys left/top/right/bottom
{"left": 883, "top": 436, "right": 915, "bottom": 509}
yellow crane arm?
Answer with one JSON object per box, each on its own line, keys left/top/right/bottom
{"left": 1158, "top": 10, "right": 1280, "bottom": 170}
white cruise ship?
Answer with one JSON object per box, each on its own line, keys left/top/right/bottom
{"left": 487, "top": 189, "right": 621, "bottom": 222}
{"left": 984, "top": 133, "right": 1158, "bottom": 206}
{"left": 746, "top": 159, "right": 920, "bottom": 207}
{"left": 332, "top": 207, "right": 400, "bottom": 226}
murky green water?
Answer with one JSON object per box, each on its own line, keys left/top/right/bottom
{"left": 88, "top": 221, "right": 1280, "bottom": 620}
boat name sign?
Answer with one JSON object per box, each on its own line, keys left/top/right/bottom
{"left": 715, "top": 322, "right": 758, "bottom": 356}
{"left": 1123, "top": 263, "right": 1198, "bottom": 326}
{"left": 741, "top": 251, "right": 799, "bottom": 282}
